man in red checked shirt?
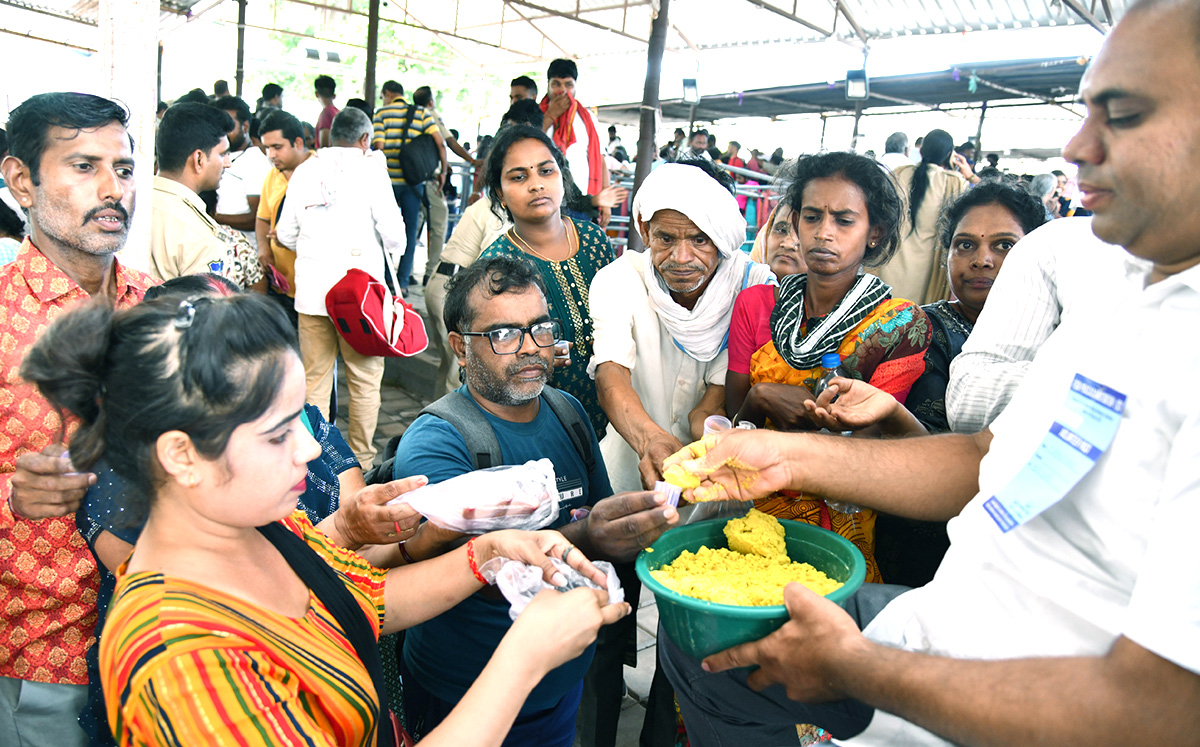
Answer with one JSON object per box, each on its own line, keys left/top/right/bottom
{"left": 0, "top": 93, "right": 154, "bottom": 746}
{"left": 539, "top": 58, "right": 612, "bottom": 228}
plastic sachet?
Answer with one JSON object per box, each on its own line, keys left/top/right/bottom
{"left": 654, "top": 481, "right": 682, "bottom": 508}
{"left": 480, "top": 556, "right": 625, "bottom": 621}
{"left": 387, "top": 458, "right": 560, "bottom": 533}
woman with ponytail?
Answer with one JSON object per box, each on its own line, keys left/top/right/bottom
{"left": 21, "top": 293, "right": 629, "bottom": 747}
{"left": 878, "top": 129, "right": 980, "bottom": 305}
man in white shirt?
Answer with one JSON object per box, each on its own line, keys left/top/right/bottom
{"left": 678, "top": 130, "right": 712, "bottom": 162}
{"left": 212, "top": 96, "right": 272, "bottom": 253}
{"left": 945, "top": 217, "right": 1134, "bottom": 433}
{"left": 654, "top": 3, "right": 1200, "bottom": 744}
{"left": 877, "top": 131, "right": 911, "bottom": 172}
{"left": 540, "top": 58, "right": 611, "bottom": 226}
{"left": 275, "top": 107, "right": 406, "bottom": 468}
{"left": 589, "top": 160, "right": 773, "bottom": 495}
{"left": 586, "top": 159, "right": 772, "bottom": 747}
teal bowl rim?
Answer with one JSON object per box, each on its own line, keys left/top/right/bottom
{"left": 635, "top": 517, "right": 867, "bottom": 618}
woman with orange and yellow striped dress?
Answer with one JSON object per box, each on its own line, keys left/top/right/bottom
{"left": 725, "top": 152, "right": 931, "bottom": 583}
{"left": 21, "top": 292, "right": 629, "bottom": 747}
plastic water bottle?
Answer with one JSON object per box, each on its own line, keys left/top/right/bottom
{"left": 813, "top": 353, "right": 862, "bottom": 516}
{"left": 813, "top": 353, "right": 847, "bottom": 398}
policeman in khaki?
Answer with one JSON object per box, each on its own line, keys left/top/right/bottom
{"left": 149, "top": 103, "right": 262, "bottom": 289}
{"left": 654, "top": 3, "right": 1200, "bottom": 744}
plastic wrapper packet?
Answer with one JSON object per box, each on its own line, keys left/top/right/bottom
{"left": 387, "top": 459, "right": 560, "bottom": 533}
{"left": 480, "top": 556, "right": 625, "bottom": 621}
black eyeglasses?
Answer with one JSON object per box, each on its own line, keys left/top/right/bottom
{"left": 460, "top": 319, "right": 563, "bottom": 355}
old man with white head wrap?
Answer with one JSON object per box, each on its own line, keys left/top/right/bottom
{"left": 588, "top": 162, "right": 774, "bottom": 494}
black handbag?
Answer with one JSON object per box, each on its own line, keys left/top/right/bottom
{"left": 397, "top": 104, "right": 440, "bottom": 186}
{"left": 258, "top": 522, "right": 413, "bottom": 746}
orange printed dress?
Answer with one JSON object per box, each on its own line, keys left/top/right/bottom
{"left": 100, "top": 512, "right": 387, "bottom": 747}
{"left": 728, "top": 277, "right": 931, "bottom": 583}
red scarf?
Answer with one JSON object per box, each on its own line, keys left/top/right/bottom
{"left": 539, "top": 94, "right": 604, "bottom": 195}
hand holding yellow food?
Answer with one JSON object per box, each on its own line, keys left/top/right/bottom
{"left": 661, "top": 463, "right": 701, "bottom": 490}
{"left": 662, "top": 433, "right": 775, "bottom": 502}
{"left": 649, "top": 510, "right": 842, "bottom": 606}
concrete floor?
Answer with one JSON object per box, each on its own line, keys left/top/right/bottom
{"left": 332, "top": 284, "right": 663, "bottom": 747}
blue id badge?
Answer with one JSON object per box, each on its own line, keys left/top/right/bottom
{"left": 983, "top": 374, "right": 1126, "bottom": 532}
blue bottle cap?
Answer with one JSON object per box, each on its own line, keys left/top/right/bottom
{"left": 821, "top": 353, "right": 842, "bottom": 369}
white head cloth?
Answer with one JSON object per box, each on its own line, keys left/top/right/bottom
{"left": 631, "top": 163, "right": 773, "bottom": 362}
{"left": 632, "top": 163, "right": 747, "bottom": 258}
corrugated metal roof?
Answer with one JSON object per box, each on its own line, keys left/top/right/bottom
{"left": 361, "top": 0, "right": 1134, "bottom": 64}
{"left": 599, "top": 55, "right": 1091, "bottom": 123}
{"left": 0, "top": 0, "right": 1132, "bottom": 62}
{"left": 0, "top": 0, "right": 220, "bottom": 51}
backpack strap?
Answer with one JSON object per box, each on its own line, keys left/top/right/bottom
{"left": 422, "top": 390, "right": 502, "bottom": 469}
{"left": 258, "top": 522, "right": 395, "bottom": 747}
{"left": 539, "top": 386, "right": 597, "bottom": 476}
{"left": 400, "top": 104, "right": 417, "bottom": 149}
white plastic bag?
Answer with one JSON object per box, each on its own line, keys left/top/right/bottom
{"left": 481, "top": 557, "right": 625, "bottom": 620}
{"left": 387, "top": 458, "right": 560, "bottom": 533}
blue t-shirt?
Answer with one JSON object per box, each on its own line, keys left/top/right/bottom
{"left": 394, "top": 386, "right": 612, "bottom": 713}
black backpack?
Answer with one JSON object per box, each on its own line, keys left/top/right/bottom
{"left": 396, "top": 105, "right": 441, "bottom": 186}
{"left": 364, "top": 387, "right": 596, "bottom": 485}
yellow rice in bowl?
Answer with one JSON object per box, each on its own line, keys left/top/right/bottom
{"left": 650, "top": 510, "right": 843, "bottom": 606}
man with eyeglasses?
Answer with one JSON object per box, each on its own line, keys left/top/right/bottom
{"left": 391, "top": 255, "right": 678, "bottom": 746}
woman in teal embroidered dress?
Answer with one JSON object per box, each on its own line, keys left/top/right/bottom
{"left": 477, "top": 124, "right": 616, "bottom": 439}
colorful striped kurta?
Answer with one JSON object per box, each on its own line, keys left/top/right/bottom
{"left": 100, "top": 512, "right": 387, "bottom": 746}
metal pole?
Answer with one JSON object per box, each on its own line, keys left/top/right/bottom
{"left": 628, "top": 0, "right": 669, "bottom": 253}
{"left": 975, "top": 100, "right": 988, "bottom": 155}
{"left": 365, "top": 0, "right": 380, "bottom": 110}
{"left": 101, "top": 0, "right": 157, "bottom": 273}
{"left": 849, "top": 102, "right": 862, "bottom": 151}
{"left": 157, "top": 42, "right": 163, "bottom": 102}
{"left": 820, "top": 114, "right": 828, "bottom": 150}
{"left": 235, "top": 0, "right": 247, "bottom": 97}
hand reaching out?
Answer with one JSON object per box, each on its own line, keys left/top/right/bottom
{"left": 661, "top": 430, "right": 793, "bottom": 503}
{"left": 591, "top": 184, "right": 629, "bottom": 209}
{"left": 803, "top": 377, "right": 895, "bottom": 431}
{"left": 479, "top": 529, "right": 609, "bottom": 589}
{"left": 505, "top": 586, "right": 631, "bottom": 675}
{"left": 804, "top": 378, "right": 928, "bottom": 437}
{"left": 638, "top": 432, "right": 685, "bottom": 489}
{"left": 9, "top": 444, "right": 95, "bottom": 519}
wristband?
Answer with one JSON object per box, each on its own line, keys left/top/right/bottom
{"left": 398, "top": 541, "right": 416, "bottom": 565}
{"left": 465, "top": 538, "right": 488, "bottom": 585}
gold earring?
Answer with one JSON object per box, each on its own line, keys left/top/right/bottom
{"left": 187, "top": 473, "right": 198, "bottom": 488}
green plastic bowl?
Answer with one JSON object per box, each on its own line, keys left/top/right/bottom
{"left": 635, "top": 517, "right": 866, "bottom": 659}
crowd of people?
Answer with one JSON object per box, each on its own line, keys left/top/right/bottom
{"left": 2, "top": 0, "right": 1199, "bottom": 745}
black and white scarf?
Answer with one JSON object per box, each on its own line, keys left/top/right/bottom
{"left": 769, "top": 272, "right": 891, "bottom": 370}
